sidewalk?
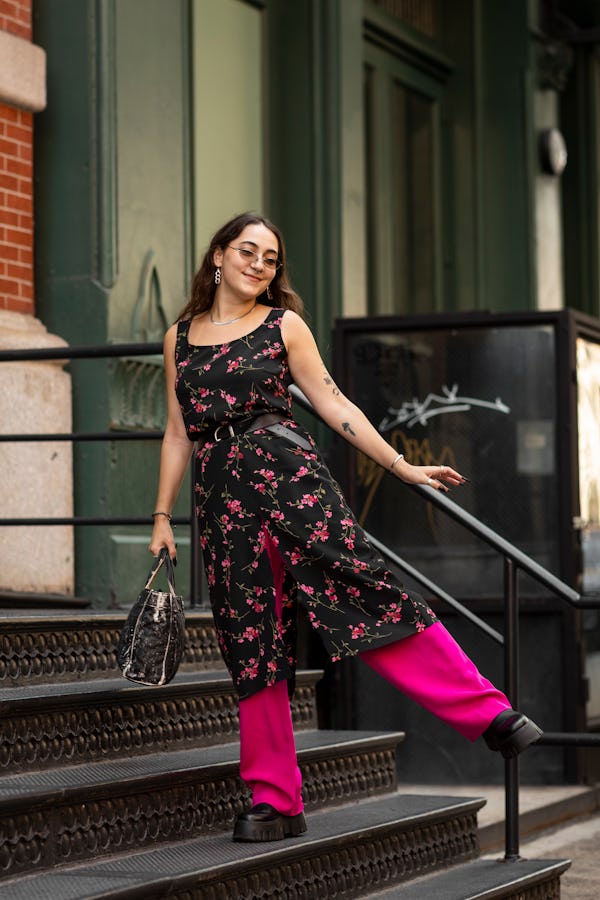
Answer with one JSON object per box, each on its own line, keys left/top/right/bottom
{"left": 399, "top": 782, "right": 600, "bottom": 896}
{"left": 485, "top": 812, "right": 600, "bottom": 899}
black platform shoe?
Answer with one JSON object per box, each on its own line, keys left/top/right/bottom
{"left": 483, "top": 709, "right": 543, "bottom": 759}
{"left": 232, "top": 803, "right": 308, "bottom": 842}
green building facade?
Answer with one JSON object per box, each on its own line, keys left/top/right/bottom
{"left": 33, "top": 0, "right": 600, "bottom": 604}
{"left": 31, "top": 0, "right": 600, "bottom": 782}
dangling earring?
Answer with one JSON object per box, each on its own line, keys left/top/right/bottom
{"left": 267, "top": 286, "right": 273, "bottom": 301}
{"left": 214, "top": 267, "right": 221, "bottom": 285}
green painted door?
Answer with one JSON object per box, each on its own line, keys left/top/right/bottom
{"left": 364, "top": 40, "right": 445, "bottom": 316}
{"left": 192, "top": 0, "right": 265, "bottom": 258}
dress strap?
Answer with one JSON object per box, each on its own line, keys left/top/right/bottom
{"left": 265, "top": 307, "right": 286, "bottom": 329}
{"left": 176, "top": 318, "right": 191, "bottom": 338}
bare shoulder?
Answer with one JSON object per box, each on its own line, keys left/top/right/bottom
{"left": 162, "top": 322, "right": 181, "bottom": 365}
{"left": 281, "top": 309, "right": 315, "bottom": 347}
{"left": 164, "top": 321, "right": 179, "bottom": 347}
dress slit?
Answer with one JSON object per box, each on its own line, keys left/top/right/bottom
{"left": 262, "top": 524, "right": 286, "bottom": 622}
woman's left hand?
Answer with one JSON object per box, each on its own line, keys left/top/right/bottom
{"left": 397, "top": 463, "right": 468, "bottom": 493}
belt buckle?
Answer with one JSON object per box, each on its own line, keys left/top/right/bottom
{"left": 214, "top": 423, "right": 235, "bottom": 442}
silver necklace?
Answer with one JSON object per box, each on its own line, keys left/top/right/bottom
{"left": 210, "top": 302, "right": 257, "bottom": 327}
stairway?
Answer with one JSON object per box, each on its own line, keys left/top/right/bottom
{"left": 0, "top": 611, "right": 569, "bottom": 898}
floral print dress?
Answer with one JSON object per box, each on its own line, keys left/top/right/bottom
{"left": 175, "top": 308, "right": 438, "bottom": 699}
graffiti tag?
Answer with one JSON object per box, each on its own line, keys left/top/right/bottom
{"left": 379, "top": 384, "right": 510, "bottom": 432}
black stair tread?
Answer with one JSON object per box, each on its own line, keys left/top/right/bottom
{"left": 0, "top": 793, "right": 486, "bottom": 900}
{"left": 364, "top": 857, "right": 572, "bottom": 899}
{"left": 0, "top": 591, "right": 90, "bottom": 608}
{"left": 0, "top": 667, "right": 322, "bottom": 706}
{"left": 0, "top": 609, "right": 214, "bottom": 624}
{"left": 0, "top": 729, "right": 405, "bottom": 807}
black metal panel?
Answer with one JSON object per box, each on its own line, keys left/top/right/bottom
{"left": 332, "top": 308, "right": 600, "bottom": 783}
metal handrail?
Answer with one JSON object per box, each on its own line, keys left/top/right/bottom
{"left": 289, "top": 389, "right": 599, "bottom": 611}
{"left": 407, "top": 484, "right": 598, "bottom": 608}
{"left": 0, "top": 341, "right": 163, "bottom": 361}
{"left": 0, "top": 341, "right": 200, "bottom": 603}
{"left": 289, "top": 384, "right": 600, "bottom": 861}
{"left": 3, "top": 345, "right": 599, "bottom": 863}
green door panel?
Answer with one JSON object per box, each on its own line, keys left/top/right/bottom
{"left": 192, "top": 0, "right": 264, "bottom": 258}
{"left": 110, "top": 0, "right": 191, "bottom": 339}
{"left": 364, "top": 40, "right": 445, "bottom": 316}
{"left": 107, "top": 0, "right": 192, "bottom": 606}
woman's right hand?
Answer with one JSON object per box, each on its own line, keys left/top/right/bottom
{"left": 149, "top": 518, "right": 177, "bottom": 562}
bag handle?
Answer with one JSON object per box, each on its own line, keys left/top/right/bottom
{"left": 145, "top": 547, "right": 176, "bottom": 596}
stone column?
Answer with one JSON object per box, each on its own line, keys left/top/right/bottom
{"left": 0, "top": 310, "right": 74, "bottom": 595}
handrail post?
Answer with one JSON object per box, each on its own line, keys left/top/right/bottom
{"left": 504, "top": 556, "right": 520, "bottom": 860}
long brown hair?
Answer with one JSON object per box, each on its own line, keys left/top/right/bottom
{"left": 178, "top": 212, "right": 305, "bottom": 321}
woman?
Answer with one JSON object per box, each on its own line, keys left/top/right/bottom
{"left": 150, "top": 212, "right": 542, "bottom": 843}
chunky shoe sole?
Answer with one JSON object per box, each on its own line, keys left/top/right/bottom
{"left": 233, "top": 810, "right": 307, "bottom": 843}
{"left": 484, "top": 714, "right": 543, "bottom": 759}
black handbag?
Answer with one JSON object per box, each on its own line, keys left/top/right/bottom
{"left": 117, "top": 548, "right": 186, "bottom": 686}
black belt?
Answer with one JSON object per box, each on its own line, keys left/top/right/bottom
{"left": 196, "top": 413, "right": 312, "bottom": 451}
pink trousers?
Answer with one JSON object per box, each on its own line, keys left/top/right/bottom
{"left": 238, "top": 621, "right": 510, "bottom": 816}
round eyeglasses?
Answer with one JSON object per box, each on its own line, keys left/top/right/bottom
{"left": 228, "top": 246, "right": 281, "bottom": 271}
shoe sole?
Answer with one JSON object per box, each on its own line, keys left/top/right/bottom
{"left": 487, "top": 718, "right": 543, "bottom": 759}
{"left": 233, "top": 811, "right": 307, "bottom": 843}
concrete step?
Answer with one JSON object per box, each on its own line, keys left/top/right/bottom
{"left": 0, "top": 610, "right": 221, "bottom": 686}
{"left": 0, "top": 668, "right": 321, "bottom": 773}
{"left": 0, "top": 729, "right": 404, "bottom": 881}
{"left": 363, "top": 858, "right": 571, "bottom": 899}
{"left": 0, "top": 793, "right": 485, "bottom": 899}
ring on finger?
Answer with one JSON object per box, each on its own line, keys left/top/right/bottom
{"left": 427, "top": 477, "right": 433, "bottom": 485}
{"left": 440, "top": 465, "right": 445, "bottom": 476}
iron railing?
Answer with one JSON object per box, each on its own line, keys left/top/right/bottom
{"left": 290, "top": 385, "right": 600, "bottom": 860}
{"left": 0, "top": 340, "right": 204, "bottom": 606}
{"left": 1, "top": 341, "right": 599, "bottom": 862}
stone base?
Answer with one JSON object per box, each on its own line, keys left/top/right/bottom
{"left": 0, "top": 310, "right": 74, "bottom": 594}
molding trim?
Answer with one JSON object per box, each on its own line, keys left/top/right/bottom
{"left": 92, "top": 0, "right": 118, "bottom": 289}
{"left": 364, "top": 4, "right": 453, "bottom": 82}
{"left": 0, "top": 31, "right": 46, "bottom": 112}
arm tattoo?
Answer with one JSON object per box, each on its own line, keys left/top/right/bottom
{"left": 342, "top": 422, "right": 356, "bottom": 437}
{"left": 323, "top": 372, "right": 340, "bottom": 396}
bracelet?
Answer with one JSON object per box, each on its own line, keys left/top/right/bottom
{"left": 151, "top": 511, "right": 172, "bottom": 522}
{"left": 390, "top": 453, "right": 404, "bottom": 471}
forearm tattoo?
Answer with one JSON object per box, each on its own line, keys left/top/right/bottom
{"left": 322, "top": 368, "right": 355, "bottom": 437}
{"left": 323, "top": 370, "right": 340, "bottom": 396}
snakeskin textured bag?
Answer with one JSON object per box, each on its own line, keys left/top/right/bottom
{"left": 117, "top": 548, "right": 185, "bottom": 686}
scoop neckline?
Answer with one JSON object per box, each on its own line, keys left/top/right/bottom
{"left": 183, "top": 307, "right": 280, "bottom": 349}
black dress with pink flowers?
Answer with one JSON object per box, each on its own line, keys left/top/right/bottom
{"left": 175, "top": 308, "right": 438, "bottom": 699}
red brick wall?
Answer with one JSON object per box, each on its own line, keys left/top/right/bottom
{"left": 0, "top": 0, "right": 34, "bottom": 315}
